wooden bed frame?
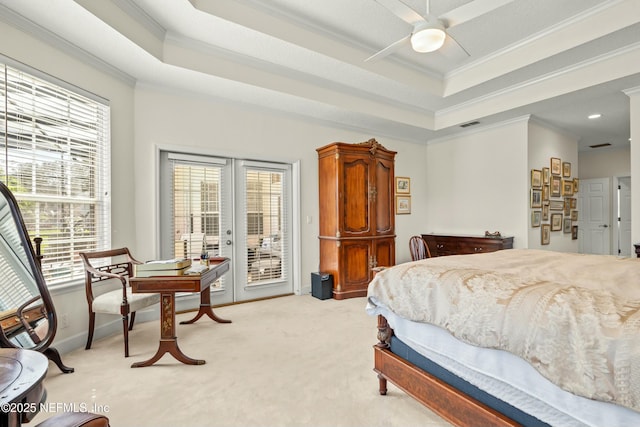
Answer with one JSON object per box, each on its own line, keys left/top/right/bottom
{"left": 374, "top": 314, "right": 521, "bottom": 427}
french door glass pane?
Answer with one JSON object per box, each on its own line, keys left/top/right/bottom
{"left": 245, "top": 168, "right": 286, "bottom": 285}
{"left": 171, "top": 162, "right": 223, "bottom": 289}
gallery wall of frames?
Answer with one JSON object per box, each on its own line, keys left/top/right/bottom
{"left": 530, "top": 157, "right": 579, "bottom": 245}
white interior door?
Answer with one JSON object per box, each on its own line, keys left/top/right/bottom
{"left": 577, "top": 177, "right": 611, "bottom": 255}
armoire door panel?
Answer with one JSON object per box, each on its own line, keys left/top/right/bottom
{"left": 338, "top": 240, "right": 372, "bottom": 297}
{"left": 341, "top": 156, "right": 370, "bottom": 234}
{"left": 374, "top": 158, "right": 394, "bottom": 235}
{"left": 374, "top": 237, "right": 395, "bottom": 268}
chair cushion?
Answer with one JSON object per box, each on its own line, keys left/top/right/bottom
{"left": 92, "top": 288, "right": 160, "bottom": 314}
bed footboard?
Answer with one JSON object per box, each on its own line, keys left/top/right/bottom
{"left": 373, "top": 315, "right": 520, "bottom": 427}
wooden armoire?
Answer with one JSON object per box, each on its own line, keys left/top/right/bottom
{"left": 317, "top": 139, "right": 396, "bottom": 299}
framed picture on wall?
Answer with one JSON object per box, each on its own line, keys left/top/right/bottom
{"left": 395, "top": 177, "right": 410, "bottom": 194}
{"left": 550, "top": 200, "right": 564, "bottom": 210}
{"left": 570, "top": 198, "right": 577, "bottom": 209}
{"left": 550, "top": 157, "right": 561, "bottom": 175}
{"left": 551, "top": 213, "right": 563, "bottom": 231}
{"left": 550, "top": 176, "right": 562, "bottom": 197}
{"left": 530, "top": 189, "right": 542, "bottom": 208}
{"left": 531, "top": 210, "right": 541, "bottom": 227}
{"left": 572, "top": 225, "right": 578, "bottom": 240}
{"left": 531, "top": 169, "right": 542, "bottom": 189}
{"left": 562, "top": 180, "right": 574, "bottom": 196}
{"left": 573, "top": 178, "right": 580, "bottom": 193}
{"left": 542, "top": 202, "right": 549, "bottom": 220}
{"left": 564, "top": 217, "right": 572, "bottom": 233}
{"left": 395, "top": 195, "right": 411, "bottom": 214}
{"left": 562, "top": 162, "right": 571, "bottom": 177}
{"left": 571, "top": 210, "right": 578, "bottom": 221}
{"left": 542, "top": 167, "right": 550, "bottom": 184}
{"left": 542, "top": 185, "right": 549, "bottom": 201}
{"left": 541, "top": 224, "right": 550, "bottom": 245}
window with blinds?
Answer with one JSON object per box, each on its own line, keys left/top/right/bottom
{"left": 0, "top": 63, "right": 111, "bottom": 286}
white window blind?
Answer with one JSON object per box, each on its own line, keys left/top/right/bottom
{"left": 170, "top": 160, "right": 224, "bottom": 260}
{"left": 0, "top": 63, "right": 111, "bottom": 285}
{"left": 243, "top": 162, "right": 288, "bottom": 285}
{"left": 168, "top": 155, "right": 226, "bottom": 290}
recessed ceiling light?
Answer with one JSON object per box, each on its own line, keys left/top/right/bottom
{"left": 588, "top": 113, "right": 602, "bottom": 119}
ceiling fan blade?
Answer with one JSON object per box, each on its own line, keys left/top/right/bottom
{"left": 373, "top": 0, "right": 426, "bottom": 26}
{"left": 365, "top": 35, "right": 410, "bottom": 62}
{"left": 439, "top": 32, "right": 470, "bottom": 61}
{"left": 439, "top": 0, "right": 514, "bottom": 28}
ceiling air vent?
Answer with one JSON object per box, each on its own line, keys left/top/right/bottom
{"left": 589, "top": 143, "right": 612, "bottom": 148}
{"left": 460, "top": 121, "right": 480, "bottom": 128}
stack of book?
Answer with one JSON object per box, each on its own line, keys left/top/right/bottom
{"left": 134, "top": 258, "right": 192, "bottom": 277}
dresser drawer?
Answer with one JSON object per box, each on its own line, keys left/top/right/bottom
{"left": 456, "top": 241, "right": 501, "bottom": 254}
{"left": 431, "top": 240, "right": 458, "bottom": 256}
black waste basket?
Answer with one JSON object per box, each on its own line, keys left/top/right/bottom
{"left": 311, "top": 272, "right": 333, "bottom": 300}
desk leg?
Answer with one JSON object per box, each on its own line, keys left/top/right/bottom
{"left": 180, "top": 288, "right": 232, "bottom": 325}
{"left": 132, "top": 293, "right": 205, "bottom": 368}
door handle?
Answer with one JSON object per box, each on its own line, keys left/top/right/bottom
{"left": 226, "top": 240, "right": 232, "bottom": 245}
{"left": 599, "top": 224, "right": 609, "bottom": 228}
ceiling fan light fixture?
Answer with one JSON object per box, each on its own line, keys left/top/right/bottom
{"left": 410, "top": 22, "right": 446, "bottom": 53}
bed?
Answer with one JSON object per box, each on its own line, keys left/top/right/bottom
{"left": 366, "top": 249, "right": 640, "bottom": 427}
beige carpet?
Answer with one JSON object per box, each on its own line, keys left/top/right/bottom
{"left": 33, "top": 295, "right": 451, "bottom": 427}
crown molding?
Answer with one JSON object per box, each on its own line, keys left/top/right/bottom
{"left": 529, "top": 116, "right": 580, "bottom": 141}
{"left": 112, "top": 0, "right": 166, "bottom": 40}
{"left": 443, "top": 0, "right": 638, "bottom": 97}
{"left": 427, "top": 115, "right": 531, "bottom": 145}
{"left": 623, "top": 85, "right": 640, "bottom": 96}
{"left": 435, "top": 41, "right": 640, "bottom": 126}
{"left": 0, "top": 4, "right": 136, "bottom": 87}
{"left": 446, "top": 0, "right": 625, "bottom": 80}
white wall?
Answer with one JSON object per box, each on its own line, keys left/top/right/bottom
{"left": 133, "top": 85, "right": 429, "bottom": 293}
{"left": 424, "top": 118, "right": 529, "bottom": 247}
{"left": 528, "top": 120, "right": 579, "bottom": 252}
{"left": 579, "top": 147, "right": 631, "bottom": 179}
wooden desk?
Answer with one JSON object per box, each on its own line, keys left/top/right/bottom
{"left": 129, "top": 257, "right": 230, "bottom": 368}
{"left": 0, "top": 348, "right": 47, "bottom": 427}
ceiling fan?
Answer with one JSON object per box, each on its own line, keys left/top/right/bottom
{"left": 366, "top": 0, "right": 514, "bottom": 62}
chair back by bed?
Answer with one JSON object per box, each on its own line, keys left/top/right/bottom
{"left": 409, "top": 236, "right": 431, "bottom": 261}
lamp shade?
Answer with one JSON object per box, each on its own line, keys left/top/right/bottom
{"left": 410, "top": 22, "right": 446, "bottom": 53}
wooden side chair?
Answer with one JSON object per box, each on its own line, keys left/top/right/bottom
{"left": 409, "top": 235, "right": 431, "bottom": 261}
{"left": 79, "top": 248, "right": 160, "bottom": 357}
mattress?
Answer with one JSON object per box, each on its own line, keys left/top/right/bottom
{"left": 367, "top": 299, "right": 640, "bottom": 427}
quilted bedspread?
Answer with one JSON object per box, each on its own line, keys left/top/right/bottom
{"left": 367, "top": 249, "right": 640, "bottom": 411}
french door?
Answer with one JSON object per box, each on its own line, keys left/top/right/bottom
{"left": 159, "top": 152, "right": 293, "bottom": 304}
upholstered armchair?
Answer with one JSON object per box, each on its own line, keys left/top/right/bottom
{"left": 79, "top": 248, "right": 159, "bottom": 357}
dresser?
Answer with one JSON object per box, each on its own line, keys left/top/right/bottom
{"left": 421, "top": 234, "right": 514, "bottom": 257}
{"left": 317, "top": 139, "right": 396, "bottom": 299}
